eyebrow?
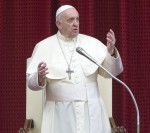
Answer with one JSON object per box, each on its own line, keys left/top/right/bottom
{"left": 67, "top": 17, "right": 79, "bottom": 22}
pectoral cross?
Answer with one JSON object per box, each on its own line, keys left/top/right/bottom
{"left": 66, "top": 66, "right": 74, "bottom": 80}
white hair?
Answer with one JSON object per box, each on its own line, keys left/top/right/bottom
{"left": 56, "top": 13, "right": 63, "bottom": 22}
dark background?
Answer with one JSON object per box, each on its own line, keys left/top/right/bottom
{"left": 1, "top": 0, "right": 150, "bottom": 132}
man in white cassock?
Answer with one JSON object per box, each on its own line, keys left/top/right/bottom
{"left": 27, "top": 5, "right": 123, "bottom": 133}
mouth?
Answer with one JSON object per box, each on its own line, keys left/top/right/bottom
{"left": 73, "top": 29, "right": 78, "bottom": 32}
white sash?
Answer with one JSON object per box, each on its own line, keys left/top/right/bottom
{"left": 46, "top": 82, "right": 100, "bottom": 102}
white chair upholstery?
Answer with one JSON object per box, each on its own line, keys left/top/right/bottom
{"left": 26, "top": 58, "right": 45, "bottom": 133}
{"left": 26, "top": 58, "right": 112, "bottom": 133}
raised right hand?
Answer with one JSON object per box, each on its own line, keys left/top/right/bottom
{"left": 37, "top": 62, "right": 49, "bottom": 86}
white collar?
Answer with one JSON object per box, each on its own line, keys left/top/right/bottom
{"left": 57, "top": 31, "right": 77, "bottom": 42}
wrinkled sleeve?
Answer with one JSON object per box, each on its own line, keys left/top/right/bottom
{"left": 27, "top": 72, "right": 46, "bottom": 91}
{"left": 98, "top": 48, "right": 123, "bottom": 78}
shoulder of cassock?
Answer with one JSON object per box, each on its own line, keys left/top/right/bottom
{"left": 26, "top": 33, "right": 109, "bottom": 79}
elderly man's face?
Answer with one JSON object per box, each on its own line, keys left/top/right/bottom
{"left": 57, "top": 8, "right": 79, "bottom": 38}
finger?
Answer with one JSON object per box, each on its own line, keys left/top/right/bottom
{"left": 38, "top": 62, "right": 47, "bottom": 72}
{"left": 39, "top": 67, "right": 48, "bottom": 74}
{"left": 40, "top": 71, "right": 49, "bottom": 78}
{"left": 39, "top": 67, "right": 48, "bottom": 75}
{"left": 38, "top": 62, "right": 45, "bottom": 68}
{"left": 109, "top": 29, "right": 115, "bottom": 36}
{"left": 107, "top": 32, "right": 115, "bottom": 41}
{"left": 107, "top": 34, "right": 116, "bottom": 45}
{"left": 106, "top": 37, "right": 114, "bottom": 44}
{"left": 41, "top": 62, "right": 47, "bottom": 67}
{"left": 40, "top": 62, "right": 47, "bottom": 68}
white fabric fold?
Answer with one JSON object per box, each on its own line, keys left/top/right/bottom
{"left": 42, "top": 82, "right": 111, "bottom": 133}
{"left": 26, "top": 32, "right": 108, "bottom": 79}
{"left": 46, "top": 82, "right": 99, "bottom": 102}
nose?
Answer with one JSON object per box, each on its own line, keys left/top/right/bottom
{"left": 73, "top": 18, "right": 79, "bottom": 25}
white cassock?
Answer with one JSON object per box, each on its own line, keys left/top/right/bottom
{"left": 26, "top": 31, "right": 123, "bottom": 133}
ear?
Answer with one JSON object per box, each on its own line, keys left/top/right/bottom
{"left": 56, "top": 21, "right": 62, "bottom": 30}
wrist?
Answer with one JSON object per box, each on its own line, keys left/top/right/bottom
{"left": 38, "top": 76, "right": 46, "bottom": 86}
{"left": 110, "top": 48, "right": 117, "bottom": 57}
{"left": 111, "top": 50, "right": 115, "bottom": 56}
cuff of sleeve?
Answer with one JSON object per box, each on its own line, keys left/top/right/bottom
{"left": 108, "top": 48, "right": 119, "bottom": 59}
{"left": 28, "top": 72, "right": 46, "bottom": 91}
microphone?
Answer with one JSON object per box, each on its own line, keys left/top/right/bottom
{"left": 76, "top": 47, "right": 98, "bottom": 64}
{"left": 76, "top": 47, "right": 140, "bottom": 133}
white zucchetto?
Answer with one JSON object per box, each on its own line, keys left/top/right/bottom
{"left": 56, "top": 5, "right": 74, "bottom": 18}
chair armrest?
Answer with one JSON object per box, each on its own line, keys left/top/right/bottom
{"left": 109, "top": 117, "right": 128, "bottom": 133}
{"left": 18, "top": 119, "right": 34, "bottom": 133}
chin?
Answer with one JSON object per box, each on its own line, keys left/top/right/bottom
{"left": 72, "top": 33, "right": 79, "bottom": 38}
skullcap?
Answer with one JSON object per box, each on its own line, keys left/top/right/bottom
{"left": 56, "top": 5, "right": 74, "bottom": 18}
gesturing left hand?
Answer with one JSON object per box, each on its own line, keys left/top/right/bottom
{"left": 106, "top": 29, "right": 116, "bottom": 55}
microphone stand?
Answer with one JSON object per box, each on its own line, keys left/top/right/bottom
{"left": 76, "top": 47, "right": 140, "bottom": 133}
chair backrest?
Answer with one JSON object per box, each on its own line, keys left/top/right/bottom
{"left": 26, "top": 58, "right": 112, "bottom": 133}
{"left": 26, "top": 58, "right": 45, "bottom": 133}
{"left": 97, "top": 75, "right": 112, "bottom": 117}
